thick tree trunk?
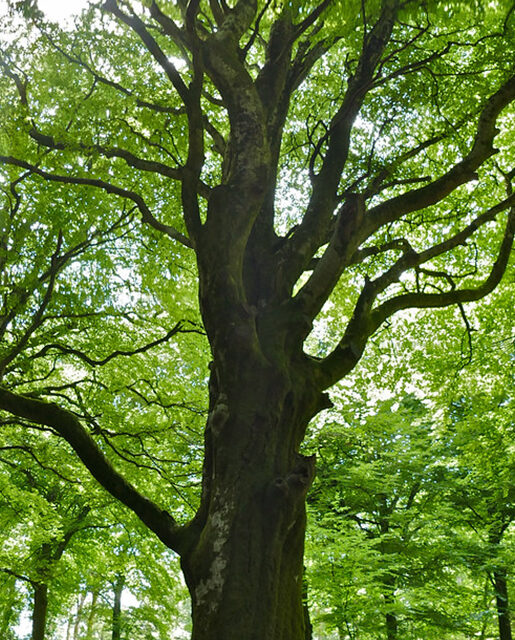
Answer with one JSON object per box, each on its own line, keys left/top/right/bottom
{"left": 31, "top": 582, "right": 48, "bottom": 640}
{"left": 180, "top": 357, "right": 323, "bottom": 640}
{"left": 493, "top": 570, "right": 513, "bottom": 640}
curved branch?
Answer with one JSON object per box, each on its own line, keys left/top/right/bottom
{"left": 0, "top": 232, "right": 62, "bottom": 375}
{"left": 369, "top": 206, "right": 515, "bottom": 331}
{"left": 39, "top": 29, "right": 185, "bottom": 115}
{"left": 28, "top": 126, "right": 186, "bottom": 182}
{"left": 366, "top": 192, "right": 515, "bottom": 302}
{"left": 29, "top": 321, "right": 200, "bottom": 367}
{"left": 317, "top": 204, "right": 515, "bottom": 388}
{"left": 364, "top": 72, "right": 515, "bottom": 237}
{"left": 0, "top": 387, "right": 190, "bottom": 554}
{"left": 0, "top": 156, "right": 193, "bottom": 248}
{"left": 102, "top": 0, "right": 191, "bottom": 106}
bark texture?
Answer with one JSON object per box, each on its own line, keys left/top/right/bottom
{"left": 180, "top": 354, "right": 324, "bottom": 639}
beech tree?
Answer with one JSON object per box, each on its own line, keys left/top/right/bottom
{"left": 0, "top": 1, "right": 514, "bottom": 638}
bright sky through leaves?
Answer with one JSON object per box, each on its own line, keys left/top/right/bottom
{"left": 38, "top": 0, "right": 88, "bottom": 22}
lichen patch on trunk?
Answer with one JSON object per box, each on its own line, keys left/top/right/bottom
{"left": 194, "top": 498, "right": 233, "bottom": 614}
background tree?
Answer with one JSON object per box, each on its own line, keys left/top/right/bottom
{"left": 0, "top": 1, "right": 514, "bottom": 639}
{"left": 306, "top": 397, "right": 461, "bottom": 640}
{"left": 0, "top": 446, "right": 91, "bottom": 640}
{"left": 303, "top": 269, "right": 514, "bottom": 640}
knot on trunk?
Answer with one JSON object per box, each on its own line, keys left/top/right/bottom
{"left": 208, "top": 393, "right": 230, "bottom": 436}
{"left": 272, "top": 454, "right": 316, "bottom": 501}
{"left": 287, "top": 453, "right": 316, "bottom": 494}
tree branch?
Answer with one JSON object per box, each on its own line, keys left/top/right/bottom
{"left": 0, "top": 387, "right": 190, "bottom": 553}
{"left": 28, "top": 126, "right": 186, "bottom": 183}
{"left": 0, "top": 156, "right": 193, "bottom": 248}
{"left": 364, "top": 72, "right": 515, "bottom": 238}
{"left": 29, "top": 321, "right": 200, "bottom": 367}
{"left": 279, "top": 0, "right": 399, "bottom": 292}
{"left": 102, "top": 0, "right": 191, "bottom": 106}
{"left": 317, "top": 204, "right": 515, "bottom": 388}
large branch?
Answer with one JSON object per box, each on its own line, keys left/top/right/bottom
{"left": 101, "top": 1, "right": 205, "bottom": 241}
{"left": 363, "top": 72, "right": 515, "bottom": 238}
{"left": 0, "top": 156, "right": 193, "bottom": 248}
{"left": 102, "top": 0, "right": 191, "bottom": 106}
{"left": 0, "top": 387, "right": 190, "bottom": 553}
{"left": 316, "top": 205, "right": 515, "bottom": 388}
{"left": 293, "top": 194, "right": 365, "bottom": 323}
{"left": 278, "top": 0, "right": 399, "bottom": 292}
{"left": 369, "top": 193, "right": 515, "bottom": 293}
{"left": 28, "top": 127, "right": 187, "bottom": 183}
{"left": 368, "top": 207, "right": 515, "bottom": 332}
{"left": 290, "top": 70, "right": 515, "bottom": 325}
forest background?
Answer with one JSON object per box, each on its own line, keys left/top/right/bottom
{"left": 0, "top": 1, "right": 514, "bottom": 639}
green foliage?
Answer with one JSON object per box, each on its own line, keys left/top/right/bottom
{"left": 0, "top": 0, "right": 514, "bottom": 638}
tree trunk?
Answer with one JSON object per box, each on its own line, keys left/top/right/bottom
{"left": 303, "top": 573, "right": 313, "bottom": 640}
{"left": 72, "top": 592, "right": 87, "bottom": 640}
{"left": 85, "top": 590, "right": 98, "bottom": 640}
{"left": 179, "top": 356, "right": 324, "bottom": 640}
{"left": 111, "top": 574, "right": 125, "bottom": 640}
{"left": 31, "top": 582, "right": 48, "bottom": 640}
{"left": 493, "top": 570, "right": 513, "bottom": 640}
{"left": 385, "top": 611, "right": 398, "bottom": 640}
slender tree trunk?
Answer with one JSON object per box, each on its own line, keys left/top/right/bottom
{"left": 493, "top": 570, "right": 513, "bottom": 640}
{"left": 72, "top": 592, "right": 86, "bottom": 640}
{"left": 479, "top": 575, "right": 491, "bottom": 640}
{"left": 380, "top": 512, "right": 397, "bottom": 640}
{"left": 383, "top": 582, "right": 398, "bottom": 640}
{"left": 31, "top": 582, "right": 48, "bottom": 640}
{"left": 65, "top": 612, "right": 73, "bottom": 640}
{"left": 179, "top": 357, "right": 325, "bottom": 640}
{"left": 85, "top": 590, "right": 98, "bottom": 640}
{"left": 303, "top": 573, "right": 313, "bottom": 640}
{"left": 111, "top": 574, "right": 125, "bottom": 640}
{"left": 385, "top": 610, "right": 398, "bottom": 640}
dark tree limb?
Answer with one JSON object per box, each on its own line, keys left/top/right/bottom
{"left": 364, "top": 72, "right": 515, "bottom": 238}
{"left": 279, "top": 0, "right": 399, "bottom": 290}
{"left": 317, "top": 205, "right": 515, "bottom": 388}
{"left": 102, "top": 0, "right": 191, "bottom": 106}
{"left": 0, "top": 156, "right": 193, "bottom": 248}
{"left": 29, "top": 321, "right": 201, "bottom": 367}
{"left": 0, "top": 387, "right": 189, "bottom": 553}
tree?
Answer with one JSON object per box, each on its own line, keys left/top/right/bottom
{"left": 0, "top": 1, "right": 514, "bottom": 638}
{"left": 441, "top": 349, "right": 515, "bottom": 640}
{"left": 0, "top": 452, "right": 91, "bottom": 640}
{"left": 307, "top": 398, "right": 460, "bottom": 640}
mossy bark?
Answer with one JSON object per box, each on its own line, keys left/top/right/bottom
{"left": 180, "top": 355, "right": 323, "bottom": 640}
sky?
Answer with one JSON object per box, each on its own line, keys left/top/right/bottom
{"left": 38, "top": 0, "right": 89, "bottom": 22}
{"left": 0, "top": 0, "right": 90, "bottom": 26}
